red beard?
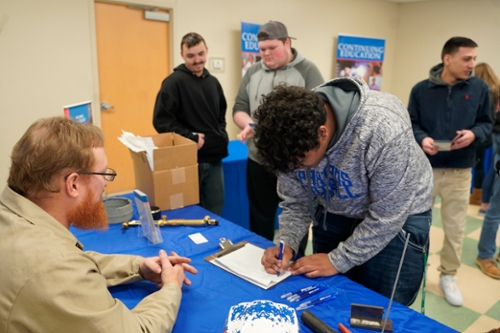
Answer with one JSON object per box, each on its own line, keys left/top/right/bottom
{"left": 68, "top": 189, "right": 108, "bottom": 231}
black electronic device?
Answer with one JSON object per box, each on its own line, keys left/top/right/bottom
{"left": 301, "top": 310, "right": 338, "bottom": 333}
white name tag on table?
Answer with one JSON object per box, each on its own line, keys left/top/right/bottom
{"left": 189, "top": 233, "right": 208, "bottom": 244}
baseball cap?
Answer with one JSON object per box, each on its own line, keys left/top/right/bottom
{"left": 257, "top": 21, "right": 296, "bottom": 41}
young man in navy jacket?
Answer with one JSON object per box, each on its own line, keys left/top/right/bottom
{"left": 408, "top": 36, "right": 492, "bottom": 307}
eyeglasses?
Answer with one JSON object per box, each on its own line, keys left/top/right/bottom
{"left": 78, "top": 168, "right": 117, "bottom": 181}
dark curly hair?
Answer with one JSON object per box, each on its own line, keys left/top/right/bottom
{"left": 254, "top": 84, "right": 326, "bottom": 173}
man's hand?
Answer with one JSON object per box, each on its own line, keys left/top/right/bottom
{"left": 422, "top": 137, "right": 439, "bottom": 155}
{"left": 237, "top": 124, "right": 254, "bottom": 143}
{"left": 451, "top": 130, "right": 475, "bottom": 150}
{"left": 289, "top": 253, "right": 339, "bottom": 278}
{"left": 261, "top": 245, "right": 293, "bottom": 276}
{"left": 196, "top": 133, "right": 205, "bottom": 150}
{"left": 139, "top": 250, "right": 198, "bottom": 288}
{"left": 158, "top": 250, "right": 184, "bottom": 288}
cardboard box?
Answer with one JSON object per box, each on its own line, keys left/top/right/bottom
{"left": 129, "top": 133, "right": 199, "bottom": 210}
{"left": 147, "top": 132, "right": 197, "bottom": 171}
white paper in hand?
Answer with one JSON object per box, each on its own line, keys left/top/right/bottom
{"left": 433, "top": 140, "right": 452, "bottom": 151}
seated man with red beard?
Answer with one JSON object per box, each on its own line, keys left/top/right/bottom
{"left": 0, "top": 117, "right": 197, "bottom": 333}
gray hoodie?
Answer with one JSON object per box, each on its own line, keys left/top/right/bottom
{"left": 233, "top": 48, "right": 324, "bottom": 162}
{"left": 276, "top": 77, "right": 433, "bottom": 273}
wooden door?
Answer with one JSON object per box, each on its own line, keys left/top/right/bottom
{"left": 95, "top": 2, "right": 170, "bottom": 194}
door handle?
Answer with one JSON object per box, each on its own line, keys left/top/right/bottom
{"left": 100, "top": 102, "right": 114, "bottom": 111}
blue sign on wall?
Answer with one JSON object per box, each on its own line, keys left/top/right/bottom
{"left": 337, "top": 35, "right": 385, "bottom": 62}
{"left": 241, "top": 22, "right": 261, "bottom": 53}
{"left": 336, "top": 34, "right": 385, "bottom": 91}
{"left": 241, "top": 22, "right": 262, "bottom": 77}
{"left": 63, "top": 101, "right": 92, "bottom": 123}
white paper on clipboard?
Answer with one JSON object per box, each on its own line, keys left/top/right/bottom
{"left": 210, "top": 243, "right": 291, "bottom": 289}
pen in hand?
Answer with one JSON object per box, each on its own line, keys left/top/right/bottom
{"left": 277, "top": 240, "right": 285, "bottom": 277}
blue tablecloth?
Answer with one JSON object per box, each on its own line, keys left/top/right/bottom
{"left": 471, "top": 145, "right": 493, "bottom": 189}
{"left": 221, "top": 140, "right": 250, "bottom": 229}
{"left": 221, "top": 140, "right": 281, "bottom": 230}
{"left": 71, "top": 202, "right": 458, "bottom": 333}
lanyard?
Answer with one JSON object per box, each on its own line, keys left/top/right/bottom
{"left": 421, "top": 251, "right": 428, "bottom": 315}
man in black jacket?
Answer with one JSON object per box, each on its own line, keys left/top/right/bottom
{"left": 153, "top": 32, "right": 228, "bottom": 215}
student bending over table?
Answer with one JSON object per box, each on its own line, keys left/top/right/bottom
{"left": 0, "top": 117, "right": 197, "bottom": 333}
{"left": 256, "top": 80, "right": 433, "bottom": 306}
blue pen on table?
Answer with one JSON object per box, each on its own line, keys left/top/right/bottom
{"left": 277, "top": 240, "right": 285, "bottom": 277}
{"left": 280, "top": 285, "right": 318, "bottom": 299}
{"left": 288, "top": 284, "right": 327, "bottom": 301}
{"left": 296, "top": 292, "right": 339, "bottom": 311}
{"left": 288, "top": 284, "right": 328, "bottom": 302}
{"left": 288, "top": 286, "right": 322, "bottom": 302}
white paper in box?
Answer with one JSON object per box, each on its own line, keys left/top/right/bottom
{"left": 118, "top": 131, "right": 157, "bottom": 170}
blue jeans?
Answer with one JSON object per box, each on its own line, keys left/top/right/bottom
{"left": 312, "top": 209, "right": 431, "bottom": 306}
{"left": 482, "top": 133, "right": 500, "bottom": 203}
{"left": 198, "top": 162, "right": 224, "bottom": 215}
{"left": 482, "top": 158, "right": 496, "bottom": 203}
{"left": 478, "top": 171, "right": 500, "bottom": 259}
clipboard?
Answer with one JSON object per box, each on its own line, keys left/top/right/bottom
{"left": 205, "top": 238, "right": 291, "bottom": 290}
{"left": 204, "top": 238, "right": 248, "bottom": 261}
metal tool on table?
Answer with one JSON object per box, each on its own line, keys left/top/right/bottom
{"left": 350, "top": 304, "right": 393, "bottom": 332}
{"left": 301, "top": 310, "right": 338, "bottom": 333}
{"left": 121, "top": 215, "right": 218, "bottom": 229}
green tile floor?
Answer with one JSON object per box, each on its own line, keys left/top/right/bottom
{"left": 410, "top": 201, "right": 500, "bottom": 332}
{"left": 276, "top": 200, "right": 500, "bottom": 332}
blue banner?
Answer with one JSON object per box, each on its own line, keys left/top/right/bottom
{"left": 241, "top": 22, "right": 261, "bottom": 77}
{"left": 337, "top": 35, "right": 385, "bottom": 61}
{"left": 336, "top": 35, "right": 385, "bottom": 91}
{"left": 241, "top": 22, "right": 261, "bottom": 53}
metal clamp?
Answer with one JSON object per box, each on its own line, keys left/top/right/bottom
{"left": 210, "top": 238, "right": 246, "bottom": 258}
{"left": 121, "top": 215, "right": 219, "bottom": 229}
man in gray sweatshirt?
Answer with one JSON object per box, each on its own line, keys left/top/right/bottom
{"left": 255, "top": 77, "right": 433, "bottom": 306}
{"left": 233, "top": 21, "right": 323, "bottom": 255}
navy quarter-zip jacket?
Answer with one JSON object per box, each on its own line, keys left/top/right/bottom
{"left": 408, "top": 63, "right": 492, "bottom": 168}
